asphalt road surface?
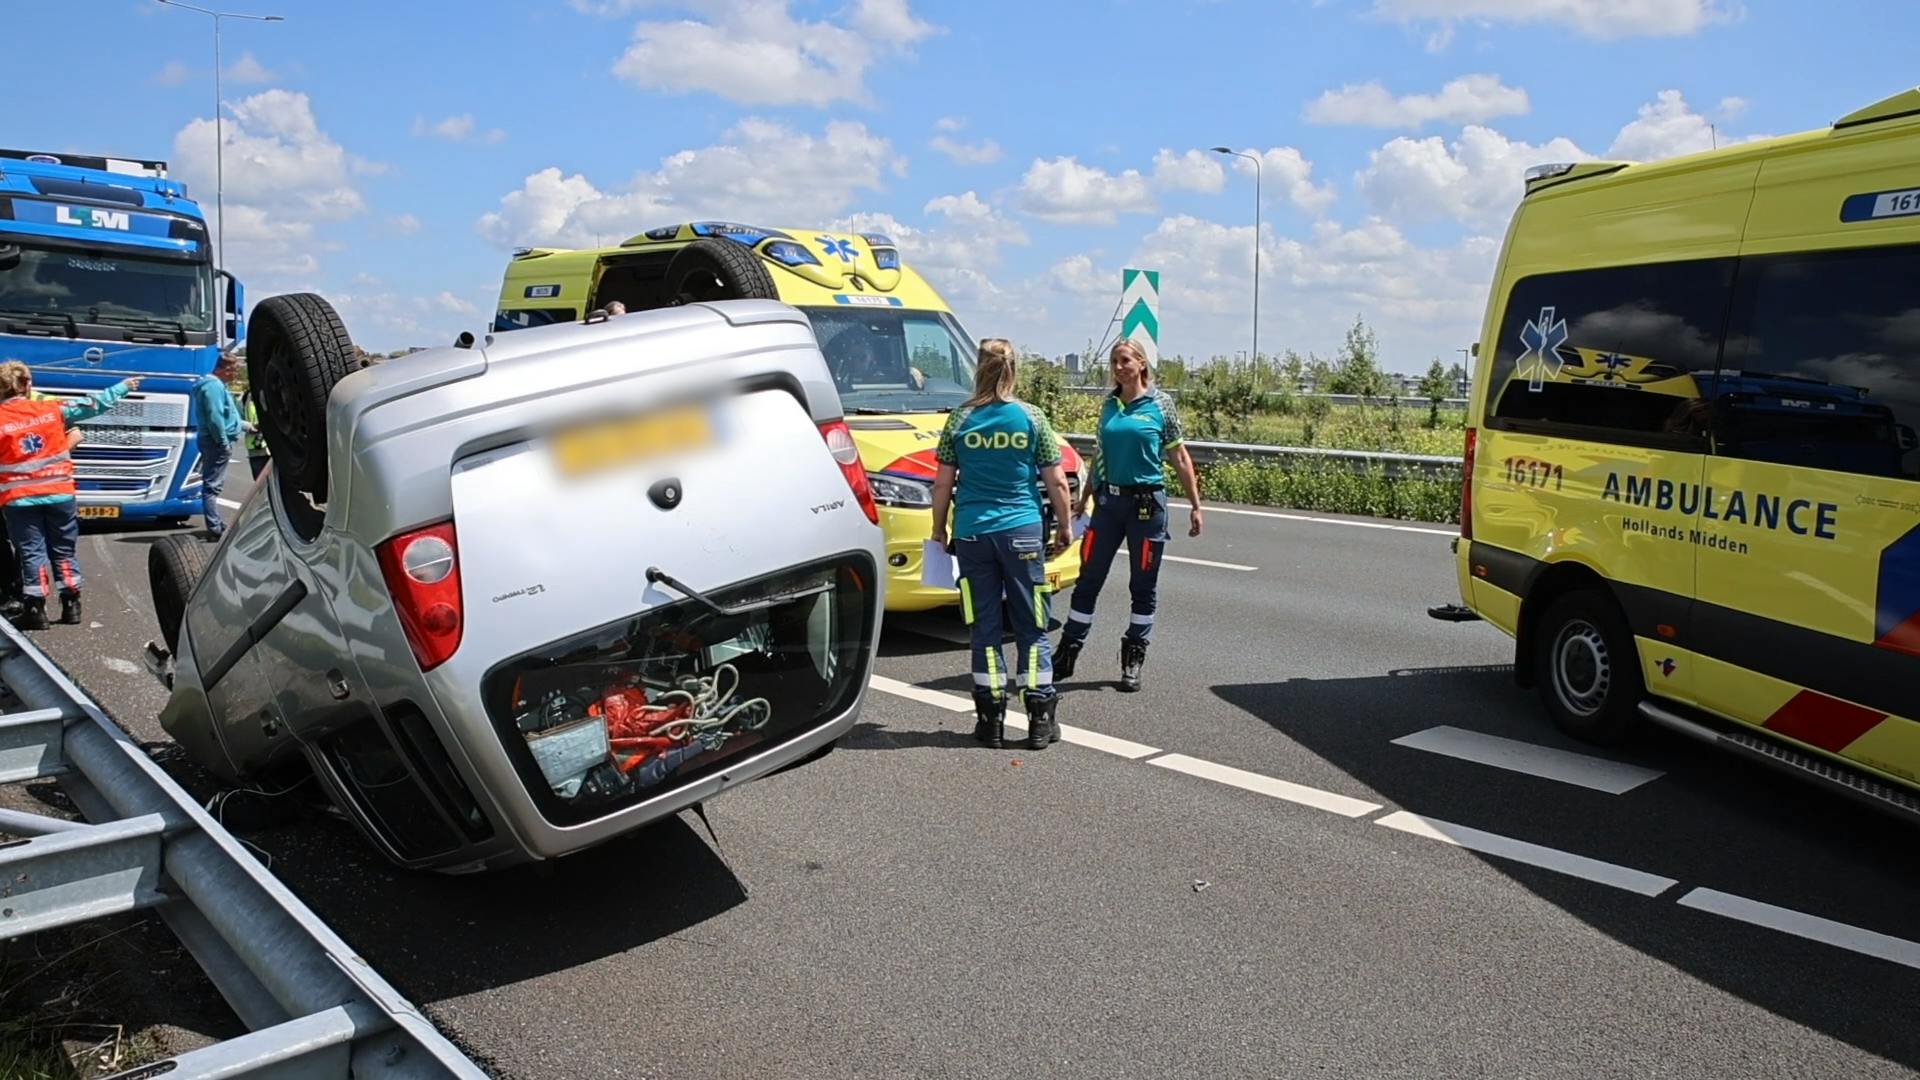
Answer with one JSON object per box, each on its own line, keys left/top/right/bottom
{"left": 20, "top": 466, "right": 1920, "bottom": 1079}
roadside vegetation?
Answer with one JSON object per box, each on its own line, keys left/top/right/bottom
{"left": 1017, "top": 316, "right": 1466, "bottom": 524}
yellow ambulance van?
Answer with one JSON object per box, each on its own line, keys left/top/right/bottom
{"left": 1442, "top": 87, "right": 1920, "bottom": 820}
{"left": 492, "top": 222, "right": 1084, "bottom": 613}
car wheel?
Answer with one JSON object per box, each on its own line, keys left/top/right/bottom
{"left": 149, "top": 532, "right": 211, "bottom": 656}
{"left": 665, "top": 239, "right": 778, "bottom": 305}
{"left": 244, "top": 293, "right": 355, "bottom": 518}
{"left": 1533, "top": 587, "right": 1643, "bottom": 744}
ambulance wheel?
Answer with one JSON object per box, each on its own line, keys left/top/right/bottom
{"left": 245, "top": 293, "right": 354, "bottom": 515}
{"left": 1534, "top": 588, "right": 1643, "bottom": 745}
{"left": 666, "top": 239, "right": 778, "bottom": 305}
{"left": 150, "top": 532, "right": 210, "bottom": 656}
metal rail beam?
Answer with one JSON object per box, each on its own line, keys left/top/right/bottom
{"left": 1061, "top": 432, "right": 1463, "bottom": 480}
{"left": 0, "top": 619, "right": 487, "bottom": 1078}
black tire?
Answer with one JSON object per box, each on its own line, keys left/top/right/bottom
{"left": 1533, "top": 587, "right": 1643, "bottom": 744}
{"left": 244, "top": 293, "right": 354, "bottom": 511}
{"left": 149, "top": 533, "right": 210, "bottom": 656}
{"left": 665, "top": 239, "right": 778, "bottom": 305}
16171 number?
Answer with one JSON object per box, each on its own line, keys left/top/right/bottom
{"left": 1503, "top": 457, "right": 1563, "bottom": 490}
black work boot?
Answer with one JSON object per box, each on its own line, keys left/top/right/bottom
{"left": 1054, "top": 638, "right": 1082, "bottom": 680}
{"left": 15, "top": 597, "right": 48, "bottom": 631}
{"left": 1024, "top": 693, "right": 1059, "bottom": 750}
{"left": 972, "top": 690, "right": 1005, "bottom": 749}
{"left": 1118, "top": 638, "right": 1148, "bottom": 693}
{"left": 58, "top": 590, "right": 80, "bottom": 626}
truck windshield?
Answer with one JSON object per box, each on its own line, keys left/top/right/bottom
{"left": 801, "top": 306, "right": 979, "bottom": 414}
{"left": 0, "top": 243, "right": 212, "bottom": 332}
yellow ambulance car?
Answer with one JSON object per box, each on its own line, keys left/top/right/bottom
{"left": 1443, "top": 87, "right": 1920, "bottom": 819}
{"left": 492, "top": 222, "right": 1084, "bottom": 613}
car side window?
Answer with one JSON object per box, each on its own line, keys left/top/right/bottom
{"left": 1716, "top": 244, "right": 1920, "bottom": 484}
{"left": 1487, "top": 258, "right": 1735, "bottom": 445}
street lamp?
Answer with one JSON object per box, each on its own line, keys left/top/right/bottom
{"left": 1211, "top": 146, "right": 1260, "bottom": 365}
{"left": 155, "top": 0, "right": 285, "bottom": 272}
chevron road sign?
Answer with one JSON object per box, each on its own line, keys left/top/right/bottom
{"left": 1121, "top": 267, "right": 1160, "bottom": 367}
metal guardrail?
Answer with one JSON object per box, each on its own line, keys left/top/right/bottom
{"left": 1061, "top": 385, "right": 1470, "bottom": 409}
{"left": 0, "top": 617, "right": 488, "bottom": 1078}
{"left": 1061, "top": 432, "right": 1462, "bottom": 480}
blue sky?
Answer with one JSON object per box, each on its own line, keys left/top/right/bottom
{"left": 11, "top": 1, "right": 1915, "bottom": 369}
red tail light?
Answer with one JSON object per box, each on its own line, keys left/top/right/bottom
{"left": 819, "top": 419, "right": 880, "bottom": 524}
{"left": 1460, "top": 426, "right": 1477, "bottom": 541}
{"left": 376, "top": 521, "right": 463, "bottom": 672}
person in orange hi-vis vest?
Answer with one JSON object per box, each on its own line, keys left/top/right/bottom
{"left": 0, "top": 361, "right": 142, "bottom": 629}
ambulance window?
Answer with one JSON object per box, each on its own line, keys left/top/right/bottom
{"left": 1486, "top": 258, "right": 1734, "bottom": 444}
{"left": 1719, "top": 244, "right": 1920, "bottom": 483}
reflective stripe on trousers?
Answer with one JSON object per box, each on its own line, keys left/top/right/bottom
{"left": 955, "top": 521, "right": 1055, "bottom": 701}
{"left": 1061, "top": 487, "right": 1168, "bottom": 646}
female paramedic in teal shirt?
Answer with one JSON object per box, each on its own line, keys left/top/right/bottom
{"left": 931, "top": 339, "right": 1075, "bottom": 750}
{"left": 1054, "top": 339, "right": 1204, "bottom": 692}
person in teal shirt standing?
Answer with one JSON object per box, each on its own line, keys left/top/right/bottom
{"left": 192, "top": 351, "right": 244, "bottom": 542}
{"left": 931, "top": 339, "right": 1075, "bottom": 750}
{"left": 1054, "top": 339, "right": 1205, "bottom": 692}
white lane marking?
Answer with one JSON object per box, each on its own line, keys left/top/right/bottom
{"left": 1375, "top": 811, "right": 1677, "bottom": 896}
{"left": 1058, "top": 724, "right": 1160, "bottom": 760}
{"left": 1677, "top": 888, "right": 1920, "bottom": 971}
{"left": 1176, "top": 502, "right": 1455, "bottom": 538}
{"left": 1149, "top": 753, "right": 1382, "bottom": 818}
{"left": 1163, "top": 555, "right": 1257, "bottom": 572}
{"left": 867, "top": 674, "right": 1161, "bottom": 758}
{"left": 217, "top": 499, "right": 242, "bottom": 509}
{"left": 1391, "top": 725, "right": 1664, "bottom": 795}
{"left": 101, "top": 657, "right": 140, "bottom": 675}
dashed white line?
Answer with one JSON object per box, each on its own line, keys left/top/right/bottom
{"left": 869, "top": 674, "right": 968, "bottom": 713}
{"left": 217, "top": 498, "right": 242, "bottom": 509}
{"left": 1391, "top": 725, "right": 1664, "bottom": 795}
{"left": 1677, "top": 888, "right": 1920, "bottom": 971}
{"left": 1162, "top": 555, "right": 1257, "bottom": 572}
{"left": 866, "top": 674, "right": 1161, "bottom": 759}
{"left": 1374, "top": 811, "right": 1678, "bottom": 896}
{"left": 1148, "top": 753, "right": 1382, "bottom": 817}
{"left": 1175, "top": 501, "right": 1455, "bottom": 537}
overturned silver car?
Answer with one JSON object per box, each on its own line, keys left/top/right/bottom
{"left": 146, "top": 294, "right": 886, "bottom": 872}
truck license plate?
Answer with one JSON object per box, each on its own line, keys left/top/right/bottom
{"left": 76, "top": 506, "right": 121, "bottom": 520}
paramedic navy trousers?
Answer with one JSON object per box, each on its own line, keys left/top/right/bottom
{"left": 3, "top": 501, "right": 81, "bottom": 599}
{"left": 955, "top": 521, "right": 1055, "bottom": 702}
{"left": 1061, "top": 487, "right": 1168, "bottom": 647}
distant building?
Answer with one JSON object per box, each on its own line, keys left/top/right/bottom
{"left": 1063, "top": 352, "right": 1082, "bottom": 375}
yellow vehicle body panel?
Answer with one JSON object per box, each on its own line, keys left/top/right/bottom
{"left": 494, "top": 222, "right": 1084, "bottom": 613}
{"left": 1455, "top": 93, "right": 1920, "bottom": 796}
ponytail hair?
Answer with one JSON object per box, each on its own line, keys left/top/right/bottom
{"left": 963, "top": 338, "right": 1019, "bottom": 408}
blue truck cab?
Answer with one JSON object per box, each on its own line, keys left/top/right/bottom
{"left": 0, "top": 148, "right": 245, "bottom": 522}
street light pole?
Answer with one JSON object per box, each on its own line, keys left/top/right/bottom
{"left": 155, "top": 1, "right": 284, "bottom": 273}
{"left": 1212, "top": 147, "right": 1260, "bottom": 366}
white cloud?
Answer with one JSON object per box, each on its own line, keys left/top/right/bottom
{"left": 434, "top": 291, "right": 478, "bottom": 315}
{"left": 830, "top": 192, "right": 1026, "bottom": 277}
{"left": 931, "top": 135, "right": 1003, "bottom": 165}
{"left": 610, "top": 0, "right": 938, "bottom": 108}
{"left": 172, "top": 89, "right": 372, "bottom": 285}
{"left": 1048, "top": 254, "right": 1109, "bottom": 299}
{"left": 412, "top": 113, "right": 507, "bottom": 144}
{"left": 934, "top": 116, "right": 966, "bottom": 133}
{"left": 1306, "top": 74, "right": 1530, "bottom": 129}
{"left": 1607, "top": 88, "right": 1763, "bottom": 161}
{"left": 1220, "top": 147, "right": 1339, "bottom": 217}
{"left": 389, "top": 213, "right": 423, "bottom": 234}
{"left": 1356, "top": 124, "right": 1590, "bottom": 229}
{"left": 477, "top": 118, "right": 902, "bottom": 249}
{"left": 1718, "top": 95, "right": 1749, "bottom": 120}
{"left": 1152, "top": 149, "right": 1226, "bottom": 194}
{"left": 1016, "top": 157, "right": 1156, "bottom": 225}
{"left": 224, "top": 52, "right": 277, "bottom": 85}
{"left": 154, "top": 61, "right": 193, "bottom": 87}
{"left": 330, "top": 288, "right": 494, "bottom": 352}
{"left": 1371, "top": 0, "right": 1738, "bottom": 41}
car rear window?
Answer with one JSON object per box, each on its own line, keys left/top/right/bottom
{"left": 481, "top": 556, "right": 875, "bottom": 827}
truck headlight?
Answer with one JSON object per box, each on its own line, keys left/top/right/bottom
{"left": 868, "top": 472, "right": 932, "bottom": 509}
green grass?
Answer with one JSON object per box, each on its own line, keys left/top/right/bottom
{"left": 1042, "top": 395, "right": 1466, "bottom": 523}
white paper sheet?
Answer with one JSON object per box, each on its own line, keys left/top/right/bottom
{"left": 921, "top": 539, "right": 959, "bottom": 589}
{"left": 1071, "top": 513, "right": 1092, "bottom": 539}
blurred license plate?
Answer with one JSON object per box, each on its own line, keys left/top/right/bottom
{"left": 77, "top": 506, "right": 120, "bottom": 519}
{"left": 552, "top": 406, "right": 713, "bottom": 477}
